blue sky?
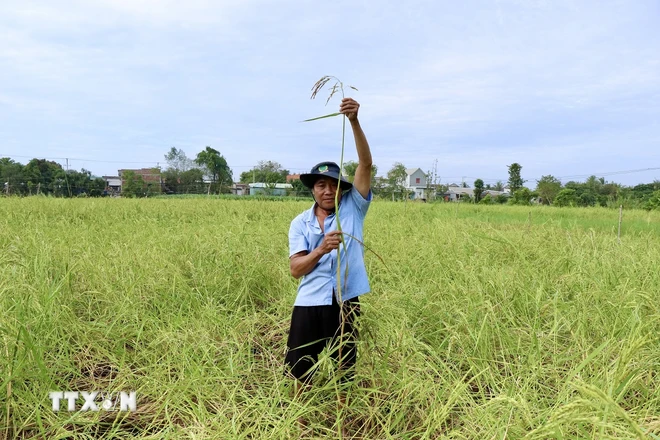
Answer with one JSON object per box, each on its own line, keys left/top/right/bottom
{"left": 1, "top": 0, "right": 658, "bottom": 186}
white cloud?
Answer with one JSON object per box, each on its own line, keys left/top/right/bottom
{"left": 0, "top": 0, "right": 658, "bottom": 184}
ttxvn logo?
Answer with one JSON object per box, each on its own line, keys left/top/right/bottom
{"left": 49, "top": 391, "right": 137, "bottom": 412}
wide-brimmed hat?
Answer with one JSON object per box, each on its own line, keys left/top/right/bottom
{"left": 299, "top": 161, "right": 353, "bottom": 191}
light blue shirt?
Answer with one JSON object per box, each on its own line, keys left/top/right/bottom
{"left": 288, "top": 187, "right": 372, "bottom": 306}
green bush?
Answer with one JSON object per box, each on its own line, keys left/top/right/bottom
{"left": 479, "top": 194, "right": 493, "bottom": 204}
{"left": 644, "top": 190, "right": 660, "bottom": 211}
{"left": 509, "top": 188, "right": 534, "bottom": 205}
{"left": 554, "top": 189, "right": 577, "bottom": 207}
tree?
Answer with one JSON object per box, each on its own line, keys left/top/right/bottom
{"left": 162, "top": 169, "right": 180, "bottom": 194}
{"left": 239, "top": 160, "right": 288, "bottom": 184}
{"left": 66, "top": 168, "right": 105, "bottom": 197}
{"left": 180, "top": 168, "right": 205, "bottom": 194}
{"left": 162, "top": 147, "right": 205, "bottom": 194}
{"left": 386, "top": 162, "right": 408, "bottom": 200}
{"left": 425, "top": 159, "right": 439, "bottom": 201}
{"left": 162, "top": 167, "right": 205, "bottom": 194}
{"left": 24, "top": 159, "right": 66, "bottom": 196}
{"left": 585, "top": 175, "right": 603, "bottom": 194}
{"left": 495, "top": 194, "right": 508, "bottom": 204}
{"left": 342, "top": 161, "right": 359, "bottom": 182}
{"left": 342, "top": 160, "right": 379, "bottom": 189}
{"left": 0, "top": 158, "right": 27, "bottom": 195}
{"left": 164, "top": 147, "right": 194, "bottom": 172}
{"left": 371, "top": 176, "right": 388, "bottom": 197}
{"left": 121, "top": 170, "right": 146, "bottom": 198}
{"left": 479, "top": 194, "right": 493, "bottom": 204}
{"left": 66, "top": 168, "right": 90, "bottom": 196}
{"left": 644, "top": 190, "right": 660, "bottom": 211}
{"left": 507, "top": 163, "right": 524, "bottom": 195}
{"left": 535, "top": 175, "right": 562, "bottom": 205}
{"left": 368, "top": 164, "right": 379, "bottom": 191}
{"left": 290, "top": 179, "right": 310, "bottom": 197}
{"left": 195, "top": 146, "right": 232, "bottom": 192}
{"left": 554, "top": 189, "right": 577, "bottom": 207}
{"left": 473, "top": 179, "right": 484, "bottom": 203}
{"left": 600, "top": 182, "right": 621, "bottom": 205}
{"left": 2, "top": 158, "right": 107, "bottom": 197}
{"left": 90, "top": 177, "right": 106, "bottom": 197}
{"left": 509, "top": 188, "right": 534, "bottom": 205}
{"left": 493, "top": 180, "right": 504, "bottom": 191}
{"left": 578, "top": 191, "right": 596, "bottom": 207}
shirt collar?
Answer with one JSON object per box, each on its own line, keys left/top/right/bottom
{"left": 303, "top": 202, "right": 317, "bottom": 223}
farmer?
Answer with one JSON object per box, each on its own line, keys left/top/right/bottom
{"left": 285, "top": 97, "right": 373, "bottom": 395}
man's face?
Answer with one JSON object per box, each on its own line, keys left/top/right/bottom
{"left": 313, "top": 177, "right": 341, "bottom": 210}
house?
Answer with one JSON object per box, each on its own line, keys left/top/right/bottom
{"left": 441, "top": 187, "right": 510, "bottom": 202}
{"left": 286, "top": 174, "right": 301, "bottom": 183}
{"left": 443, "top": 187, "right": 474, "bottom": 201}
{"left": 103, "top": 175, "right": 121, "bottom": 196}
{"left": 118, "top": 168, "right": 162, "bottom": 187}
{"left": 231, "top": 183, "right": 250, "bottom": 196}
{"left": 249, "top": 182, "right": 292, "bottom": 196}
{"left": 484, "top": 189, "right": 510, "bottom": 197}
{"left": 405, "top": 168, "right": 428, "bottom": 200}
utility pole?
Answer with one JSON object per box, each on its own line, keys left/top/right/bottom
{"left": 65, "top": 158, "right": 72, "bottom": 197}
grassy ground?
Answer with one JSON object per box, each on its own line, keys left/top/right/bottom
{"left": 1, "top": 198, "right": 659, "bottom": 439}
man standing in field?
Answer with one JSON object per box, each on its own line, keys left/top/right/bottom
{"left": 285, "top": 97, "right": 373, "bottom": 401}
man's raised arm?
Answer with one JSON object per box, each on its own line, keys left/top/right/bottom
{"left": 340, "top": 98, "right": 372, "bottom": 199}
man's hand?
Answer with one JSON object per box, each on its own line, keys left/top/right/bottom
{"left": 340, "top": 98, "right": 359, "bottom": 122}
{"left": 318, "top": 230, "right": 342, "bottom": 254}
{"left": 290, "top": 231, "right": 344, "bottom": 278}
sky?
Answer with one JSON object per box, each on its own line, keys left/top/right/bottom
{"left": 1, "top": 0, "right": 659, "bottom": 186}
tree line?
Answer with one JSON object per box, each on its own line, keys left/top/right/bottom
{"left": 2, "top": 153, "right": 659, "bottom": 210}
{"left": 0, "top": 157, "right": 106, "bottom": 196}
{"left": 469, "top": 163, "right": 660, "bottom": 210}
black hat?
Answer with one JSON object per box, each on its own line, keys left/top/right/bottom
{"left": 299, "top": 161, "right": 353, "bottom": 191}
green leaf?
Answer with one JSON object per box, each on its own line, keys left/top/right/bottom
{"left": 301, "top": 112, "right": 341, "bottom": 122}
{"left": 568, "top": 340, "right": 609, "bottom": 380}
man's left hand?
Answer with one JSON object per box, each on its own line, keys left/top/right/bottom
{"left": 340, "top": 98, "right": 359, "bottom": 122}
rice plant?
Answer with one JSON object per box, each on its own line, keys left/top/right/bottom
{"left": 1, "top": 198, "right": 659, "bottom": 438}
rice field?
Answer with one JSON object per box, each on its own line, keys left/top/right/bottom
{"left": 1, "top": 197, "right": 659, "bottom": 439}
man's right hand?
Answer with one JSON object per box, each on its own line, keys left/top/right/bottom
{"left": 290, "top": 230, "right": 344, "bottom": 279}
{"left": 318, "top": 230, "right": 342, "bottom": 254}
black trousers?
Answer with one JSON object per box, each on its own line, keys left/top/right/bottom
{"left": 284, "top": 295, "right": 360, "bottom": 384}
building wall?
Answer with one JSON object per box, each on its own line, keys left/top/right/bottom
{"left": 250, "top": 187, "right": 288, "bottom": 196}
{"left": 406, "top": 169, "right": 427, "bottom": 188}
{"left": 118, "top": 168, "right": 162, "bottom": 186}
